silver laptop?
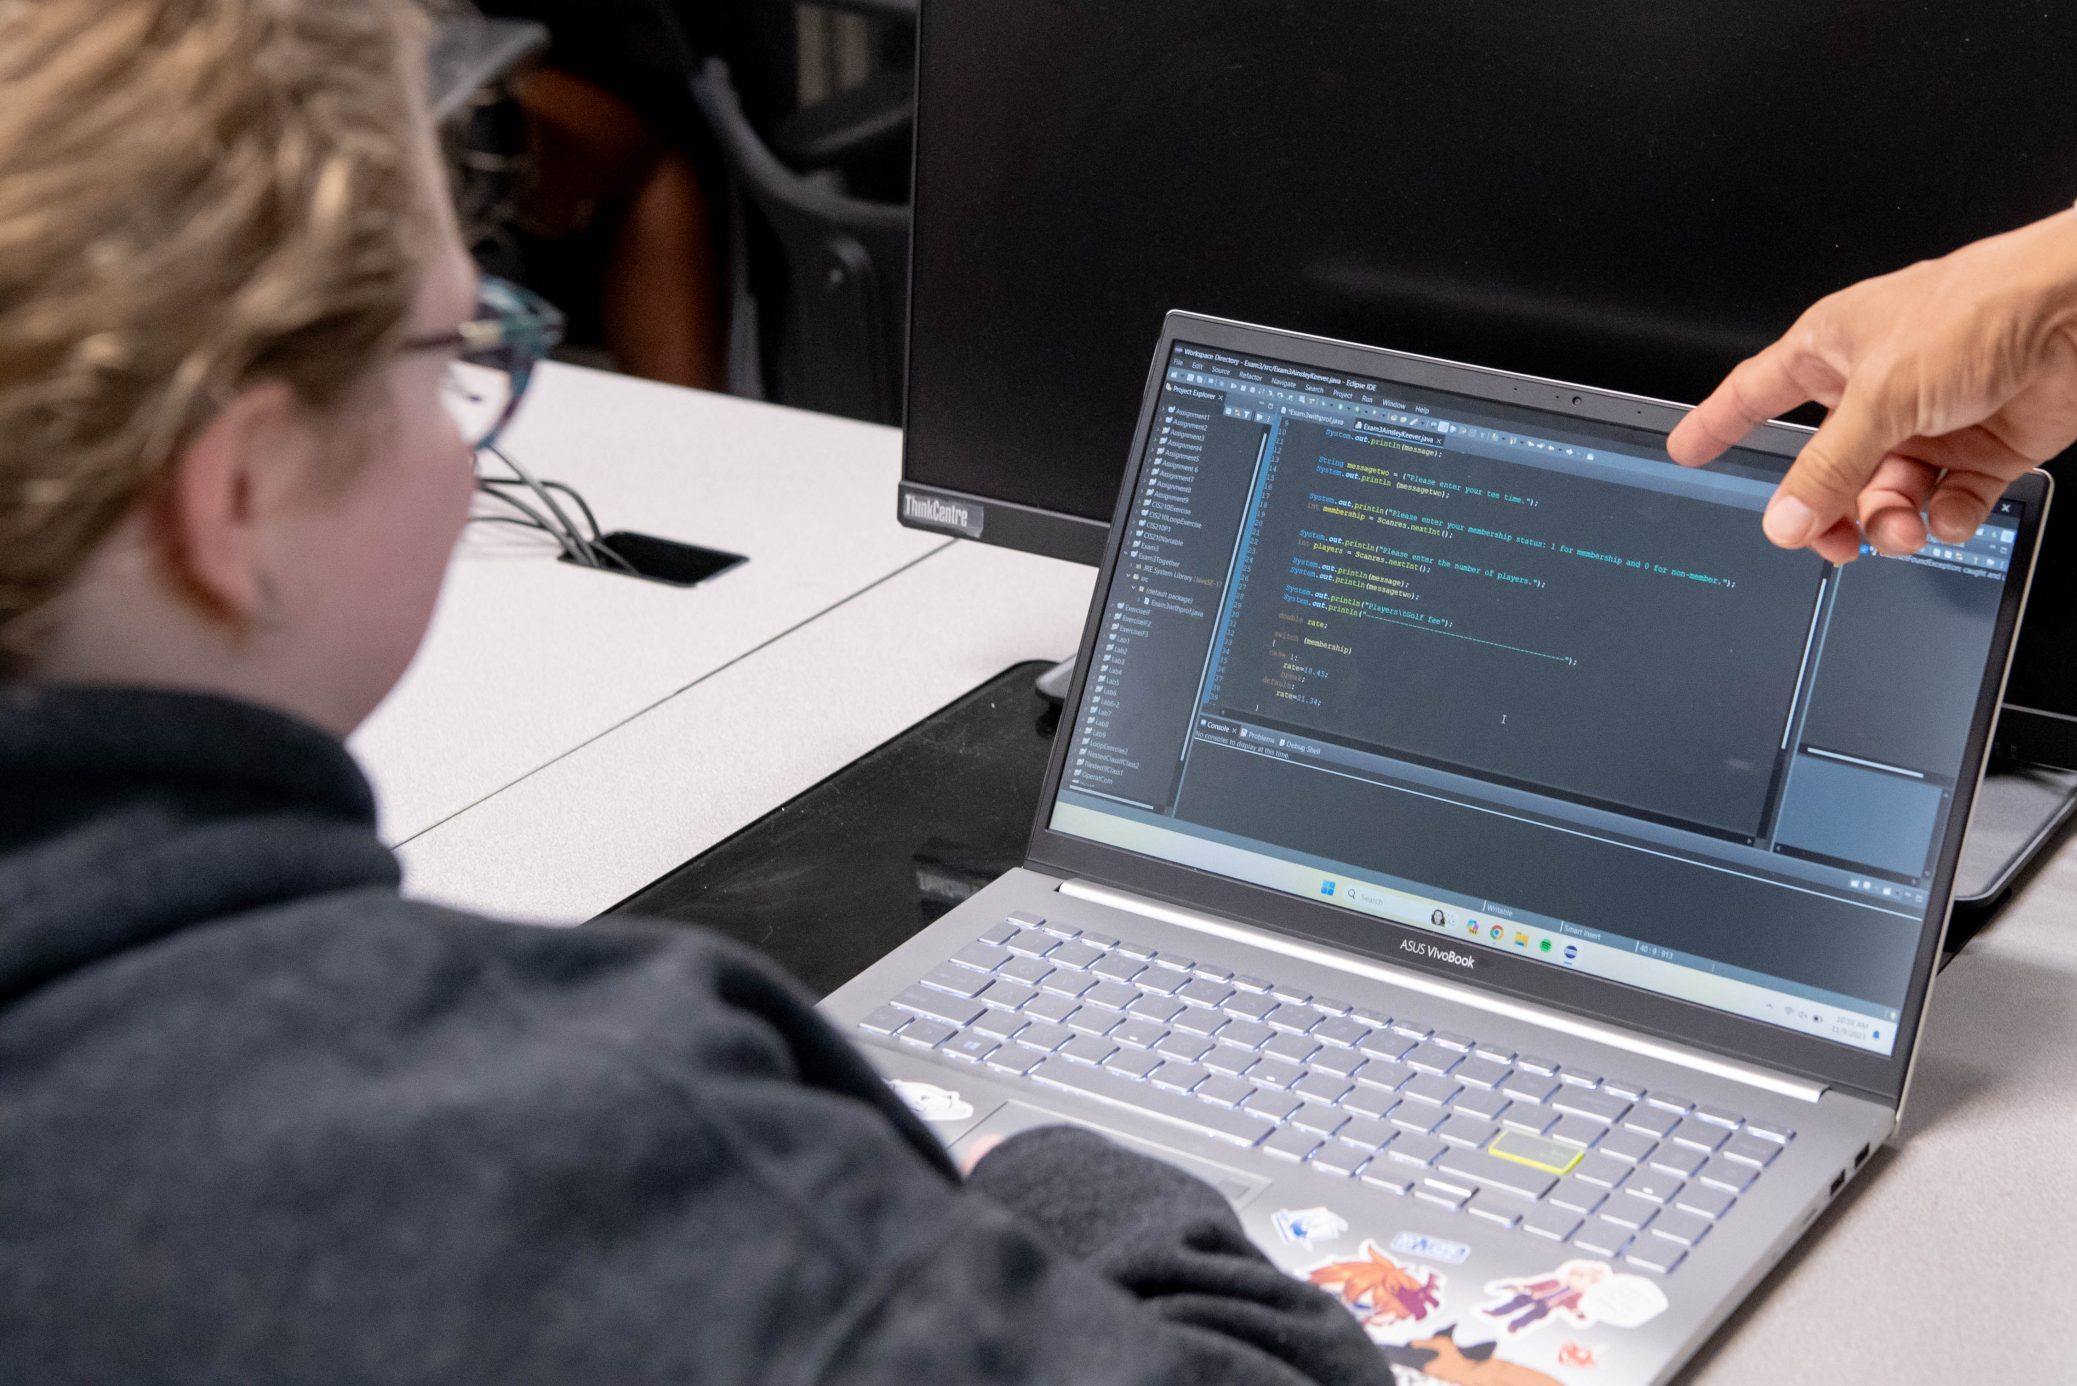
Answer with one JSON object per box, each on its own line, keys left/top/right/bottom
{"left": 823, "top": 312, "right": 2049, "bottom": 1385}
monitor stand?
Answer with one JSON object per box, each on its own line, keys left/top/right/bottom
{"left": 1946, "top": 761, "right": 2077, "bottom": 955}
{"left": 1034, "top": 655, "right": 1076, "bottom": 703}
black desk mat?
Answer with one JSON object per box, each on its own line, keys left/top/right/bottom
{"left": 604, "top": 662, "right": 1061, "bottom": 997}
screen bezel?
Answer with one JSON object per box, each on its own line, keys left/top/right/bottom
{"left": 1023, "top": 310, "right": 2050, "bottom": 1106}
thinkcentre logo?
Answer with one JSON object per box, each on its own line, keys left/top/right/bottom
{"left": 901, "top": 489, "right": 984, "bottom": 538}
{"left": 1401, "top": 939, "right": 1476, "bottom": 969}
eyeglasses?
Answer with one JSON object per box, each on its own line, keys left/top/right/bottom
{"left": 402, "top": 275, "right": 566, "bottom": 453}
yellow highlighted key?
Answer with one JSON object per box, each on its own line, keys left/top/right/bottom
{"left": 1488, "top": 1129, "right": 1583, "bottom": 1175}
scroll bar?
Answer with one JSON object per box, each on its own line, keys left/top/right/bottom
{"left": 1780, "top": 575, "right": 1829, "bottom": 750}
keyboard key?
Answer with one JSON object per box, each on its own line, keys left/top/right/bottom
{"left": 1154, "top": 1031, "right": 1214, "bottom": 1063}
{"left": 1523, "top": 1206, "right": 1583, "bottom": 1241}
{"left": 1361, "top": 1163, "right": 1415, "bottom": 1196}
{"left": 1391, "top": 1104, "right": 1447, "bottom": 1136}
{"left": 1500, "top": 1072, "right": 1561, "bottom": 1104}
{"left": 894, "top": 985, "right": 985, "bottom": 1029}
{"left": 1473, "top": 1041, "right": 1517, "bottom": 1064}
{"left": 1151, "top": 1061, "right": 1211, "bottom": 1093}
{"left": 1747, "top": 1118, "right": 1796, "bottom": 1144}
{"left": 1695, "top": 1103, "right": 1744, "bottom": 1130}
{"left": 1600, "top": 1194, "right": 1660, "bottom": 1230}
{"left": 1026, "top": 1056, "right": 1274, "bottom": 1147}
{"left": 1223, "top": 992, "right": 1279, "bottom": 1022}
{"left": 1002, "top": 929, "right": 1056, "bottom": 957}
{"left": 1231, "top": 973, "right": 1274, "bottom": 993}
{"left": 1722, "top": 1134, "right": 1781, "bottom": 1168}
{"left": 1269, "top": 980, "right": 1312, "bottom": 1005}
{"left": 1108, "top": 1017, "right": 1167, "bottom": 1049}
{"left": 1515, "top": 1054, "right": 1559, "bottom": 1075}
{"left": 952, "top": 941, "right": 1013, "bottom": 972}
{"left": 1023, "top": 994, "right": 1078, "bottom": 1025}
{"left": 1430, "top": 1030, "right": 1475, "bottom": 1052}
{"left": 1147, "top": 950, "right": 1194, "bottom": 971}
{"left": 1499, "top": 1101, "right": 1560, "bottom": 1136}
{"left": 1415, "top": 1182, "right": 1471, "bottom": 1213}
{"left": 1390, "top": 1018, "right": 1435, "bottom": 1041}
{"left": 1669, "top": 1118, "right": 1728, "bottom": 1152}
{"left": 1573, "top": 1153, "right": 1631, "bottom": 1190}
{"left": 1602, "top": 1075, "right": 1647, "bottom": 1100}
{"left": 1553, "top": 1088, "right": 1632, "bottom": 1124}
{"left": 1437, "top": 1147, "right": 1559, "bottom": 1200}
{"left": 1038, "top": 967, "right": 1097, "bottom": 998}
{"left": 1067, "top": 1005, "right": 1125, "bottom": 1037}
{"left": 1262, "top": 1032, "right": 1322, "bottom": 1065}
{"left": 1203, "top": 1044, "right": 1256, "bottom": 1076}
{"left": 1081, "top": 931, "right": 1119, "bottom": 949}
{"left": 1342, "top": 1086, "right": 1398, "bottom": 1120}
{"left": 1126, "top": 994, "right": 1185, "bottom": 1023}
{"left": 898, "top": 1018, "right": 958, "bottom": 1048}
{"left": 1113, "top": 937, "right": 1155, "bottom": 959}
{"left": 1289, "top": 1103, "right": 1348, "bottom": 1136}
{"left": 1049, "top": 940, "right": 1104, "bottom": 970}
{"left": 1646, "top": 1091, "right": 1695, "bottom": 1115}
{"left": 1264, "top": 1126, "right": 1324, "bottom": 1161}
{"left": 1246, "top": 1057, "right": 1305, "bottom": 1090}
{"left": 1191, "top": 963, "right": 1234, "bottom": 983}
{"left": 1547, "top": 1115, "right": 1607, "bottom": 1149}
{"left": 1355, "top": 1059, "right": 1413, "bottom": 1092}
{"left": 1359, "top": 1030, "right": 1418, "bottom": 1062}
{"left": 1401, "top": 1073, "right": 1463, "bottom": 1106}
{"left": 1571, "top": 1220, "right": 1631, "bottom": 1258}
{"left": 1081, "top": 980, "right": 1140, "bottom": 1012}
{"left": 1310, "top": 1143, "right": 1369, "bottom": 1178}
{"left": 1626, "top": 1239, "right": 1686, "bottom": 1274}
{"left": 1337, "top": 1115, "right": 1397, "bottom": 1151}
{"left": 1243, "top": 1089, "right": 1303, "bottom": 1122}
{"left": 858, "top": 1004, "right": 909, "bottom": 1036}
{"left": 977, "top": 920, "right": 1016, "bottom": 946}
{"left": 1219, "top": 1018, "right": 1276, "bottom": 1049}
{"left": 1007, "top": 910, "right": 1057, "bottom": 933}
{"left": 1486, "top": 1129, "right": 1584, "bottom": 1175}
{"left": 1558, "top": 1067, "right": 1602, "bottom": 1089}
{"left": 1650, "top": 1145, "right": 1707, "bottom": 1179}
{"left": 943, "top": 1031, "right": 999, "bottom": 1063}
{"left": 973, "top": 1010, "right": 1028, "bottom": 1042}
{"left": 1468, "top": 1192, "right": 1524, "bottom": 1228}
{"left": 985, "top": 1042, "right": 1048, "bottom": 1076}
{"left": 1312, "top": 1015, "right": 1372, "bottom": 1047}
{"left": 1623, "top": 1105, "right": 1682, "bottom": 1139}
{"left": 1310, "top": 1047, "right": 1367, "bottom": 1080}
{"left": 1674, "top": 1185, "right": 1736, "bottom": 1220}
{"left": 1267, "top": 1003, "right": 1327, "bottom": 1034}
{"left": 1699, "top": 1157, "right": 1758, "bottom": 1193}
{"left": 1454, "top": 1056, "right": 1513, "bottom": 1090}
{"left": 1454, "top": 1088, "right": 1511, "bottom": 1123}
{"left": 1137, "top": 963, "right": 1193, "bottom": 994}
{"left": 1017, "top": 1020, "right": 1074, "bottom": 1052}
{"left": 1387, "top": 1132, "right": 1447, "bottom": 1167}
{"left": 1091, "top": 953, "right": 1147, "bottom": 983}
{"left": 1293, "top": 1071, "right": 1354, "bottom": 1105}
{"left": 1102, "top": 1047, "right": 1161, "bottom": 1079}
{"left": 1405, "top": 1042, "right": 1463, "bottom": 1075}
{"left": 1548, "top": 1180, "right": 1608, "bottom": 1216}
{"left": 1195, "top": 1075, "right": 1256, "bottom": 1108}
{"left": 979, "top": 980, "right": 1040, "bottom": 1011}
{"left": 998, "top": 956, "right": 1054, "bottom": 986}
{"left": 1423, "top": 1162, "right": 1479, "bottom": 1199}
{"left": 1436, "top": 1114, "right": 1497, "bottom": 1148}
{"left": 1649, "top": 1209, "right": 1712, "bottom": 1247}
{"left": 1624, "top": 1169, "right": 1685, "bottom": 1204}
{"left": 1059, "top": 1033, "right": 1116, "bottom": 1065}
{"left": 1179, "top": 978, "right": 1236, "bottom": 1008}
{"left": 1599, "top": 1129, "right": 1659, "bottom": 1164}
{"left": 1310, "top": 995, "right": 1353, "bottom": 1016}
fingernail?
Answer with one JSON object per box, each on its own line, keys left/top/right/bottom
{"left": 1763, "top": 494, "right": 1817, "bottom": 547}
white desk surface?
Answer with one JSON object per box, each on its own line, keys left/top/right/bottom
{"left": 363, "top": 381, "right": 2074, "bottom": 1382}
{"left": 349, "top": 362, "right": 944, "bottom": 845}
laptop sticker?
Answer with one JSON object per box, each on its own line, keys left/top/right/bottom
{"left": 886, "top": 1079, "right": 974, "bottom": 1123}
{"left": 1478, "top": 1259, "right": 1668, "bottom": 1337}
{"left": 1557, "top": 1341, "right": 1600, "bottom": 1369}
{"left": 1378, "top": 1324, "right": 1564, "bottom": 1386}
{"left": 1390, "top": 1230, "right": 1473, "bottom": 1265}
{"left": 1306, "top": 1240, "right": 1445, "bottom": 1334}
{"left": 1272, "top": 1205, "right": 1349, "bottom": 1249}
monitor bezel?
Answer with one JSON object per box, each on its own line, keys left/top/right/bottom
{"left": 1022, "top": 309, "right": 2051, "bottom": 1107}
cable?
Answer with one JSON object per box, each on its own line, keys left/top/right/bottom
{"left": 471, "top": 486, "right": 589, "bottom": 562}
{"left": 477, "top": 476, "right": 605, "bottom": 541}
{"left": 481, "top": 441, "right": 602, "bottom": 565}
{"left": 472, "top": 443, "right": 637, "bottom": 576}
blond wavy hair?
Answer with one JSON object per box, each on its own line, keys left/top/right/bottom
{"left": 0, "top": 0, "right": 432, "bottom": 654}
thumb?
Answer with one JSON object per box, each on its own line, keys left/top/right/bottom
{"left": 1764, "top": 377, "right": 1913, "bottom": 550}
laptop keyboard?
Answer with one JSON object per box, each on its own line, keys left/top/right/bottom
{"left": 859, "top": 911, "right": 1797, "bottom": 1277}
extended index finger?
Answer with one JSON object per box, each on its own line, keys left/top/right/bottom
{"left": 1668, "top": 338, "right": 1827, "bottom": 468}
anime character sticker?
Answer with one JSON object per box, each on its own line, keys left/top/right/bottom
{"left": 1272, "top": 1206, "right": 1350, "bottom": 1249}
{"left": 1478, "top": 1259, "right": 1669, "bottom": 1337}
{"left": 885, "top": 1079, "right": 973, "bottom": 1123}
{"left": 1306, "top": 1240, "right": 1444, "bottom": 1332}
{"left": 1378, "top": 1324, "right": 1564, "bottom": 1386}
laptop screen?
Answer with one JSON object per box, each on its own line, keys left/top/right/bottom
{"left": 1047, "top": 335, "right": 2032, "bottom": 1060}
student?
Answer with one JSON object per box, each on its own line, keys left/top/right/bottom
{"left": 1669, "top": 206, "right": 2077, "bottom": 557}
{"left": 0, "top": 4, "right": 1392, "bottom": 1381}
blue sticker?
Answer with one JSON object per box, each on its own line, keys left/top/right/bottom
{"left": 1390, "top": 1230, "right": 1472, "bottom": 1265}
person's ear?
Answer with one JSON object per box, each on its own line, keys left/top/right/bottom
{"left": 154, "top": 381, "right": 315, "bottom": 622}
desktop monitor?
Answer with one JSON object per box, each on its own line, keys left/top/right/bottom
{"left": 896, "top": 0, "right": 2077, "bottom": 766}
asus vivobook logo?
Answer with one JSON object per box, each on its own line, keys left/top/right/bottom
{"left": 1401, "top": 939, "right": 1475, "bottom": 968}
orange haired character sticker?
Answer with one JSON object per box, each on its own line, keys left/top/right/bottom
{"left": 1306, "top": 1239, "right": 1444, "bottom": 1331}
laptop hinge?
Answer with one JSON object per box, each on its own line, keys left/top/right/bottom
{"left": 1059, "top": 878, "right": 1828, "bottom": 1104}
